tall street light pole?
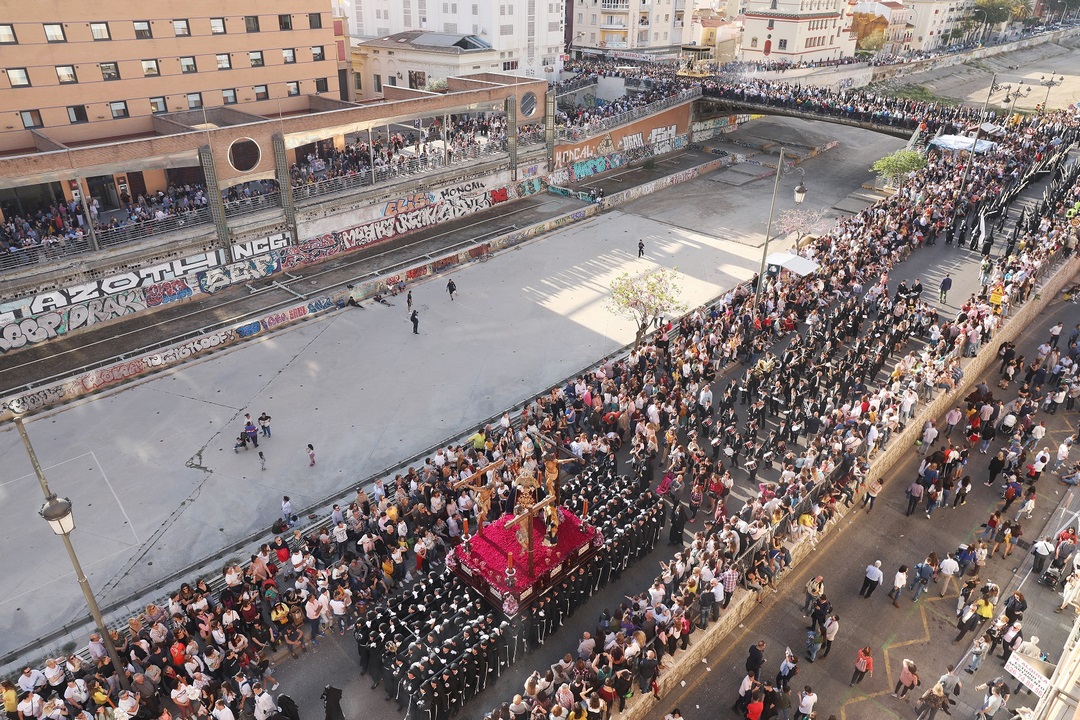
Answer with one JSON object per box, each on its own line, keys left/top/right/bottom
{"left": 14, "top": 417, "right": 130, "bottom": 690}
{"left": 754, "top": 146, "right": 807, "bottom": 316}
{"left": 953, "top": 73, "right": 1002, "bottom": 236}
{"left": 1040, "top": 73, "right": 1064, "bottom": 111}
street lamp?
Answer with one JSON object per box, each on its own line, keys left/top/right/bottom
{"left": 1039, "top": 73, "right": 1064, "bottom": 110}
{"left": 970, "top": 7, "right": 988, "bottom": 42}
{"left": 14, "top": 418, "right": 130, "bottom": 690}
{"left": 754, "top": 146, "right": 807, "bottom": 316}
{"left": 1004, "top": 81, "right": 1031, "bottom": 113}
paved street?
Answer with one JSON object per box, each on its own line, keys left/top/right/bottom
{"left": 638, "top": 288, "right": 1080, "bottom": 720}
{"left": 0, "top": 117, "right": 903, "bottom": 664}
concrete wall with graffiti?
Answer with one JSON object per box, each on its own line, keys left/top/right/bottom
{"left": 0, "top": 154, "right": 732, "bottom": 419}
{"left": 690, "top": 114, "right": 751, "bottom": 143}
{"left": 0, "top": 292, "right": 347, "bottom": 420}
{"left": 552, "top": 104, "right": 693, "bottom": 170}
{"left": 0, "top": 176, "right": 547, "bottom": 354}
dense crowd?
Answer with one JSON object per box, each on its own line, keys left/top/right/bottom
{"left": 6, "top": 54, "right": 1080, "bottom": 720}
{"left": 289, "top": 115, "right": 513, "bottom": 193}
{"left": 0, "top": 181, "right": 279, "bottom": 263}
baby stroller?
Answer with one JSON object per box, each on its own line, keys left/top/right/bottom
{"left": 1039, "top": 558, "right": 1065, "bottom": 588}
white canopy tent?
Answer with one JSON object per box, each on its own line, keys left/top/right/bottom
{"left": 765, "top": 251, "right": 820, "bottom": 277}
{"left": 929, "top": 135, "right": 999, "bottom": 154}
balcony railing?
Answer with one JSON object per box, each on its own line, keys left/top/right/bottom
{"left": 223, "top": 190, "right": 282, "bottom": 218}
{"left": 601, "top": 22, "right": 630, "bottom": 29}
{"left": 604, "top": 40, "right": 629, "bottom": 47}
{"left": 555, "top": 87, "right": 701, "bottom": 142}
{"left": 292, "top": 141, "right": 510, "bottom": 203}
{"left": 0, "top": 237, "right": 95, "bottom": 274}
{"left": 98, "top": 207, "right": 212, "bottom": 248}
{"left": 601, "top": 0, "right": 630, "bottom": 8}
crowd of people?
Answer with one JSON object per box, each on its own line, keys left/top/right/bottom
{"left": 0, "top": 180, "right": 280, "bottom": 266}
{"left": 6, "top": 52, "right": 1080, "bottom": 720}
{"left": 288, "top": 115, "right": 522, "bottom": 196}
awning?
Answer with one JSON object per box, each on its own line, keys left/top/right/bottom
{"left": 765, "top": 251, "right": 820, "bottom": 276}
{"left": 929, "top": 134, "right": 998, "bottom": 153}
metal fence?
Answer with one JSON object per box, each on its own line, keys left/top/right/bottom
{"left": 223, "top": 191, "right": 281, "bottom": 219}
{"left": 555, "top": 88, "right": 702, "bottom": 142}
{"left": 292, "top": 141, "right": 510, "bottom": 203}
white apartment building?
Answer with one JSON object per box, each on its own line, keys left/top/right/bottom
{"left": 571, "top": 0, "right": 694, "bottom": 59}
{"left": 905, "top": 0, "right": 969, "bottom": 51}
{"left": 740, "top": 0, "right": 857, "bottom": 62}
{"left": 350, "top": 0, "right": 565, "bottom": 77}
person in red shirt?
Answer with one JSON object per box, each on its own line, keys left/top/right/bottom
{"left": 745, "top": 691, "right": 765, "bottom": 720}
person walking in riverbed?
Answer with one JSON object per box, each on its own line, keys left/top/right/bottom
{"left": 446, "top": 278, "right": 457, "bottom": 301}
{"left": 411, "top": 309, "right": 420, "bottom": 334}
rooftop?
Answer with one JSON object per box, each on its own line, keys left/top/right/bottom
{"left": 359, "top": 30, "right": 494, "bottom": 53}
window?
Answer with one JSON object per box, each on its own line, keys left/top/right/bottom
{"left": 502, "top": 60, "right": 519, "bottom": 70}
{"left": 216, "top": 53, "right": 232, "bottom": 70}
{"left": 7, "top": 68, "right": 30, "bottom": 87}
{"left": 245, "top": 15, "right": 261, "bottom": 33}
{"left": 134, "top": 20, "right": 152, "bottom": 39}
{"left": 279, "top": 14, "right": 293, "bottom": 30}
{"left": 67, "top": 105, "right": 88, "bottom": 124}
{"left": 387, "top": 75, "right": 397, "bottom": 87}
{"left": 173, "top": 19, "right": 190, "bottom": 36}
{"left": 149, "top": 96, "right": 168, "bottom": 113}
{"left": 56, "top": 65, "right": 77, "bottom": 84}
{"left": 210, "top": 17, "right": 226, "bottom": 34}
{"left": 315, "top": 77, "right": 328, "bottom": 92}
{"left": 222, "top": 88, "right": 237, "bottom": 105}
{"left": 100, "top": 62, "right": 120, "bottom": 80}
{"left": 311, "top": 45, "right": 325, "bottom": 61}
{"left": 186, "top": 92, "right": 203, "bottom": 109}
{"left": 142, "top": 59, "right": 160, "bottom": 76}
{"left": 90, "top": 22, "right": 110, "bottom": 40}
{"left": 254, "top": 84, "right": 269, "bottom": 100}
{"left": 287, "top": 80, "right": 300, "bottom": 96}
{"left": 282, "top": 48, "right": 296, "bottom": 64}
{"left": 0, "top": 24, "right": 16, "bottom": 44}
{"left": 20, "top": 110, "right": 43, "bottom": 128}
{"left": 180, "top": 56, "right": 197, "bottom": 73}
{"left": 309, "top": 12, "right": 323, "bottom": 28}
{"left": 44, "top": 23, "right": 66, "bottom": 42}
{"left": 767, "top": 19, "right": 774, "bottom": 28}
{"left": 249, "top": 51, "right": 264, "bottom": 67}
{"left": 354, "top": 74, "right": 362, "bottom": 91}
{"left": 373, "top": 74, "right": 382, "bottom": 92}
{"left": 778, "top": 38, "right": 787, "bottom": 49}
{"left": 110, "top": 101, "right": 129, "bottom": 119}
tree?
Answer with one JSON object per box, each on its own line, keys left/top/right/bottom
{"left": 859, "top": 29, "right": 887, "bottom": 52}
{"left": 871, "top": 149, "right": 927, "bottom": 186}
{"left": 772, "top": 207, "right": 833, "bottom": 244}
{"left": 973, "top": 0, "right": 1015, "bottom": 26}
{"left": 607, "top": 268, "right": 687, "bottom": 348}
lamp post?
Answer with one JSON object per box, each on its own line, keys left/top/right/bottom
{"left": 953, "top": 73, "right": 1002, "bottom": 233}
{"left": 555, "top": 32, "right": 586, "bottom": 83}
{"left": 14, "top": 418, "right": 130, "bottom": 690}
{"left": 753, "top": 146, "right": 807, "bottom": 316}
{"left": 1004, "top": 81, "right": 1031, "bottom": 114}
{"left": 970, "top": 7, "right": 988, "bottom": 43}
{"left": 1039, "top": 72, "right": 1064, "bottom": 110}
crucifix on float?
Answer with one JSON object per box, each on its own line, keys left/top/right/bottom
{"left": 451, "top": 459, "right": 505, "bottom": 534}
{"left": 504, "top": 467, "right": 555, "bottom": 577}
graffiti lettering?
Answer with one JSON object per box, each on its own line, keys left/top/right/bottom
{"left": 383, "top": 193, "right": 435, "bottom": 217}
{"left": 620, "top": 133, "right": 645, "bottom": 151}
{"left": 144, "top": 279, "right": 193, "bottom": 307}
{"left": 555, "top": 146, "right": 595, "bottom": 165}
{"left": 0, "top": 290, "right": 147, "bottom": 353}
{"left": 438, "top": 180, "right": 485, "bottom": 200}
{"left": 230, "top": 232, "right": 291, "bottom": 262}
{"left": 236, "top": 321, "right": 262, "bottom": 338}
{"left": 26, "top": 250, "right": 225, "bottom": 315}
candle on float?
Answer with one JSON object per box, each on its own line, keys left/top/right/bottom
{"left": 463, "top": 518, "right": 469, "bottom": 536}
{"left": 507, "top": 553, "right": 514, "bottom": 571}
{"left": 582, "top": 500, "right": 588, "bottom": 517}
